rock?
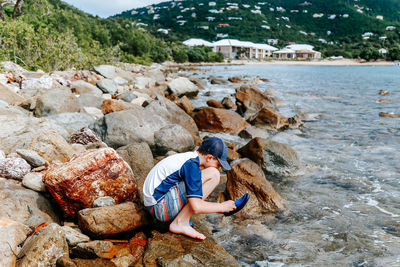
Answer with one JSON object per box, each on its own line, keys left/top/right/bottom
{"left": 248, "top": 107, "right": 289, "bottom": 130}
{"left": 62, "top": 226, "right": 90, "bottom": 246}
{"left": 16, "top": 149, "right": 46, "bottom": 167}
{"left": 226, "top": 158, "right": 285, "bottom": 217}
{"left": 127, "top": 232, "right": 146, "bottom": 265}
{"left": 228, "top": 76, "right": 246, "bottom": 83}
{"left": 379, "top": 112, "right": 399, "bottom": 118}
{"left": 71, "top": 240, "right": 116, "bottom": 259}
{"left": 97, "top": 79, "right": 118, "bottom": 95}
{"left": 227, "top": 147, "right": 241, "bottom": 163}
{"left": 116, "top": 142, "right": 154, "bottom": 202}
{"left": 22, "top": 172, "right": 46, "bottom": 192}
{"left": 0, "top": 150, "right": 4, "bottom": 159}
{"left": 193, "top": 107, "right": 250, "bottom": 133}
{"left": 0, "top": 82, "right": 25, "bottom": 105}
{"left": 43, "top": 147, "right": 137, "bottom": 217}
{"left": 378, "top": 90, "right": 390, "bottom": 95}
{"left": 175, "top": 95, "right": 194, "bottom": 114}
{"left": 167, "top": 77, "right": 199, "bottom": 97}
{"left": 79, "top": 94, "right": 104, "bottom": 109}
{"left": 93, "top": 196, "right": 116, "bottom": 208}
{"left": 69, "top": 127, "right": 102, "bottom": 145}
{"left": 0, "top": 177, "right": 59, "bottom": 224}
{"left": 21, "top": 75, "right": 60, "bottom": 98}
{"left": 208, "top": 75, "right": 227, "bottom": 85}
{"left": 239, "top": 126, "right": 270, "bottom": 139}
{"left": 0, "top": 100, "right": 28, "bottom": 116}
{"left": 221, "top": 97, "right": 237, "bottom": 110}
{"left": 251, "top": 77, "right": 265, "bottom": 84}
{"left": 0, "top": 158, "right": 31, "bottom": 180}
{"left": 133, "top": 76, "right": 154, "bottom": 90}
{"left": 71, "top": 80, "right": 103, "bottom": 96}
{"left": 130, "top": 96, "right": 150, "bottom": 107}
{"left": 288, "top": 114, "right": 304, "bottom": 128}
{"left": 47, "top": 113, "right": 96, "bottom": 134}
{"left": 94, "top": 65, "right": 116, "bottom": 79}
{"left": 154, "top": 124, "right": 195, "bottom": 156}
{"left": 190, "top": 78, "right": 207, "bottom": 89}
{"left": 0, "top": 218, "right": 31, "bottom": 267}
{"left": 82, "top": 107, "right": 104, "bottom": 120}
{"left": 376, "top": 99, "right": 393, "bottom": 104}
{"left": 56, "top": 255, "right": 78, "bottom": 267}
{"left": 101, "top": 99, "right": 139, "bottom": 114}
{"left": 235, "top": 85, "right": 276, "bottom": 117}
{"left": 17, "top": 223, "right": 68, "bottom": 267}
{"left": 207, "top": 99, "right": 225, "bottom": 109}
{"left": 143, "top": 231, "right": 239, "bottom": 267}
{"left": 27, "top": 130, "right": 75, "bottom": 162}
{"left": 116, "top": 91, "right": 137, "bottom": 102}
{"left": 78, "top": 202, "right": 148, "bottom": 238}
{"left": 238, "top": 138, "right": 301, "bottom": 176}
{"left": 35, "top": 88, "right": 80, "bottom": 117}
{"left": 144, "top": 68, "right": 165, "bottom": 83}
{"left": 72, "top": 258, "right": 116, "bottom": 266}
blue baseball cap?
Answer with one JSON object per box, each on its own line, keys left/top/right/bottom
{"left": 200, "top": 137, "right": 231, "bottom": 170}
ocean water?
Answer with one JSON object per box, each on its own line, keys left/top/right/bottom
{"left": 186, "top": 65, "right": 400, "bottom": 266}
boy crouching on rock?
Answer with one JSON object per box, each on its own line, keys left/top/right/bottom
{"left": 143, "top": 137, "right": 236, "bottom": 240}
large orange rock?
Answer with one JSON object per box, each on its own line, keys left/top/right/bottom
{"left": 101, "top": 99, "right": 139, "bottom": 114}
{"left": 193, "top": 107, "right": 249, "bottom": 133}
{"left": 235, "top": 85, "right": 276, "bottom": 117}
{"left": 42, "top": 147, "right": 137, "bottom": 217}
{"left": 249, "top": 107, "right": 289, "bottom": 130}
{"left": 226, "top": 158, "right": 285, "bottom": 217}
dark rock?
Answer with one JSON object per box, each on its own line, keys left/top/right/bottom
{"left": 221, "top": 97, "right": 237, "bottom": 110}
{"left": 69, "top": 127, "right": 102, "bottom": 145}
{"left": 206, "top": 99, "right": 225, "bottom": 109}
{"left": 379, "top": 112, "right": 399, "bottom": 118}
{"left": 248, "top": 107, "right": 289, "bottom": 130}
{"left": 43, "top": 147, "right": 137, "bottom": 217}
{"left": 235, "top": 85, "right": 276, "bottom": 118}
{"left": 378, "top": 90, "right": 390, "bottom": 95}
{"left": 228, "top": 76, "right": 246, "bottom": 83}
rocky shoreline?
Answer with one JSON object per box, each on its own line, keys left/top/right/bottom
{"left": 0, "top": 61, "right": 307, "bottom": 266}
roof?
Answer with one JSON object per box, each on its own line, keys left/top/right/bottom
{"left": 183, "top": 38, "right": 214, "bottom": 47}
{"left": 286, "top": 44, "right": 314, "bottom": 51}
{"left": 253, "top": 43, "right": 278, "bottom": 51}
{"left": 274, "top": 48, "right": 296, "bottom": 54}
{"left": 212, "top": 39, "right": 277, "bottom": 50}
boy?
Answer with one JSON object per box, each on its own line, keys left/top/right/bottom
{"left": 143, "top": 137, "right": 237, "bottom": 240}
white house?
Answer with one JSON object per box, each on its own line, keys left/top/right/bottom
{"left": 211, "top": 39, "right": 277, "bottom": 59}
{"left": 183, "top": 38, "right": 214, "bottom": 48}
{"left": 274, "top": 44, "right": 321, "bottom": 59}
{"left": 379, "top": 48, "right": 387, "bottom": 54}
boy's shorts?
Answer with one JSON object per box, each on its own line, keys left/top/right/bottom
{"left": 145, "top": 181, "right": 188, "bottom": 222}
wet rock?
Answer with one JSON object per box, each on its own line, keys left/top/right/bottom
{"left": 238, "top": 138, "right": 301, "bottom": 176}
{"left": 93, "top": 196, "right": 116, "bottom": 208}
{"left": 116, "top": 142, "right": 154, "bottom": 202}
{"left": 0, "top": 158, "right": 31, "bottom": 180}
{"left": 35, "top": 87, "right": 80, "bottom": 117}
{"left": 94, "top": 65, "right": 116, "bottom": 79}
{"left": 239, "top": 126, "right": 270, "bottom": 139}
{"left": 97, "top": 79, "right": 118, "bottom": 95}
{"left": 22, "top": 172, "right": 46, "bottom": 192}
{"left": 27, "top": 130, "right": 75, "bottom": 163}
{"left": 62, "top": 226, "right": 90, "bottom": 246}
{"left": 101, "top": 99, "right": 139, "bottom": 114}
{"left": 17, "top": 223, "right": 68, "bottom": 267}
{"left": 71, "top": 258, "right": 116, "bottom": 267}
{"left": 79, "top": 94, "right": 104, "bottom": 109}
{"left": 208, "top": 75, "right": 227, "bottom": 85}
{"left": 0, "top": 218, "right": 31, "bottom": 267}
{"left": 235, "top": 85, "right": 276, "bottom": 117}
{"left": 376, "top": 99, "right": 393, "bottom": 104}
{"left": 194, "top": 107, "right": 250, "bottom": 133}
{"left": 228, "top": 76, "right": 246, "bottom": 83}
{"left": 167, "top": 77, "right": 199, "bottom": 98}
{"left": 69, "top": 127, "right": 102, "bottom": 145}
{"left": 71, "top": 240, "right": 116, "bottom": 259}
{"left": 143, "top": 231, "right": 239, "bottom": 267}
{"left": 207, "top": 99, "right": 225, "bottom": 109}
{"left": 226, "top": 158, "right": 285, "bottom": 217}
{"left": 127, "top": 232, "right": 147, "bottom": 265}
{"left": 16, "top": 149, "right": 46, "bottom": 167}
{"left": 378, "top": 90, "right": 390, "bottom": 95}
{"left": 190, "top": 78, "right": 207, "bottom": 89}
{"left": 0, "top": 82, "right": 25, "bottom": 105}
{"left": 78, "top": 202, "right": 148, "bottom": 238}
{"left": 379, "top": 112, "right": 399, "bottom": 118}
{"left": 221, "top": 97, "right": 237, "bottom": 110}
{"left": 249, "top": 107, "right": 289, "bottom": 130}
{"left": 154, "top": 124, "right": 195, "bottom": 155}
{"left": 47, "top": 113, "right": 97, "bottom": 134}
{"left": 175, "top": 95, "right": 194, "bottom": 114}
{"left": 71, "top": 80, "right": 103, "bottom": 96}
{"left": 0, "top": 177, "right": 59, "bottom": 224}
{"left": 288, "top": 114, "right": 304, "bottom": 128}
{"left": 43, "top": 147, "right": 137, "bottom": 217}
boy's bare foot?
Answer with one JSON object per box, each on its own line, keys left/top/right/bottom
{"left": 169, "top": 221, "right": 206, "bottom": 240}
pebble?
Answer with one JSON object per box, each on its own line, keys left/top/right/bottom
{"left": 22, "top": 172, "right": 46, "bottom": 192}
{"left": 16, "top": 149, "right": 46, "bottom": 167}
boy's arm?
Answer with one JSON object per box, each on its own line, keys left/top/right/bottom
{"left": 188, "top": 198, "right": 236, "bottom": 214}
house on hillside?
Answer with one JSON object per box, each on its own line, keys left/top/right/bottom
{"left": 211, "top": 39, "right": 277, "bottom": 59}
{"left": 273, "top": 44, "right": 321, "bottom": 59}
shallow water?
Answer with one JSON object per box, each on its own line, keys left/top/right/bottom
{"left": 186, "top": 65, "right": 400, "bottom": 266}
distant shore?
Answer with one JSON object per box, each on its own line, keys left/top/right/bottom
{"left": 166, "top": 59, "right": 397, "bottom": 67}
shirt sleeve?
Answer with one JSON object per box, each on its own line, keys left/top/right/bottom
{"left": 180, "top": 159, "right": 203, "bottom": 199}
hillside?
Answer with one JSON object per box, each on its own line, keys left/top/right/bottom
{"left": 118, "top": 0, "right": 400, "bottom": 58}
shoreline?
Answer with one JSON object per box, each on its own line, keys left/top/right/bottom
{"left": 165, "top": 58, "right": 397, "bottom": 67}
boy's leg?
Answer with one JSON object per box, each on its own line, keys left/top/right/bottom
{"left": 169, "top": 167, "right": 220, "bottom": 240}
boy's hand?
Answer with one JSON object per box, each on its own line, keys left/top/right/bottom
{"left": 220, "top": 200, "right": 236, "bottom": 213}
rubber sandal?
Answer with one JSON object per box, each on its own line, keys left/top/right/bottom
{"left": 224, "top": 193, "right": 250, "bottom": 216}
{"left": 189, "top": 220, "right": 194, "bottom": 227}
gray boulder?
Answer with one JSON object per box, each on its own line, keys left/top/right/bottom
{"left": 154, "top": 124, "right": 195, "bottom": 155}
{"left": 71, "top": 80, "right": 103, "bottom": 96}
{"left": 168, "top": 77, "right": 199, "bottom": 97}
{"left": 144, "top": 68, "right": 165, "bottom": 83}
{"left": 94, "top": 65, "right": 116, "bottom": 79}
{"left": 78, "top": 93, "right": 104, "bottom": 109}
{"left": 22, "top": 172, "right": 46, "bottom": 192}
{"left": 47, "top": 112, "right": 96, "bottom": 134}
{"left": 133, "top": 76, "right": 154, "bottom": 90}
{"left": 20, "top": 75, "right": 60, "bottom": 98}
{"left": 0, "top": 82, "right": 25, "bottom": 105}
{"left": 35, "top": 87, "right": 80, "bottom": 117}
{"left": 96, "top": 79, "right": 118, "bottom": 94}
{"left": 16, "top": 149, "right": 46, "bottom": 167}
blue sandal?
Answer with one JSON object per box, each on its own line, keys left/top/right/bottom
{"left": 224, "top": 193, "right": 250, "bottom": 216}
